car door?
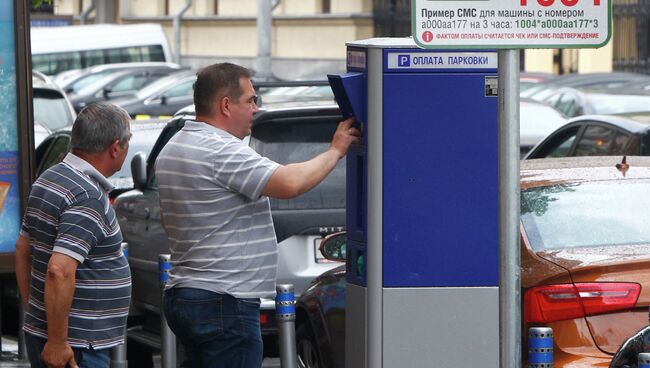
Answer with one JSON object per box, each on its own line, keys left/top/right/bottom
{"left": 35, "top": 133, "right": 71, "bottom": 176}
{"left": 114, "top": 117, "right": 187, "bottom": 312}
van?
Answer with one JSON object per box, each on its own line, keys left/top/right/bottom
{"left": 31, "top": 23, "right": 173, "bottom": 76}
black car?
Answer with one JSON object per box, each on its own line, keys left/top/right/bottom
{"left": 113, "top": 103, "right": 348, "bottom": 357}
{"left": 524, "top": 112, "right": 650, "bottom": 159}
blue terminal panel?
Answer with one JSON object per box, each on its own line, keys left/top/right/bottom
{"left": 346, "top": 144, "right": 367, "bottom": 244}
{"left": 381, "top": 50, "right": 499, "bottom": 287}
{"left": 328, "top": 73, "right": 367, "bottom": 144}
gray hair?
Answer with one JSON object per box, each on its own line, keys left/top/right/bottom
{"left": 71, "top": 102, "right": 131, "bottom": 153}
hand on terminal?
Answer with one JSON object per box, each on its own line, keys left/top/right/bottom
{"left": 330, "top": 117, "right": 361, "bottom": 159}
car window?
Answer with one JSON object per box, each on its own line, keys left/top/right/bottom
{"left": 531, "top": 126, "right": 581, "bottom": 158}
{"left": 574, "top": 125, "right": 617, "bottom": 156}
{"left": 555, "top": 93, "right": 579, "bottom": 117}
{"left": 111, "top": 74, "right": 149, "bottom": 93}
{"left": 110, "top": 126, "right": 162, "bottom": 180}
{"left": 611, "top": 131, "right": 632, "bottom": 155}
{"left": 163, "top": 79, "right": 194, "bottom": 98}
{"left": 521, "top": 181, "right": 650, "bottom": 251}
{"left": 38, "top": 136, "right": 71, "bottom": 176}
{"left": 33, "top": 91, "right": 74, "bottom": 131}
{"left": 249, "top": 117, "right": 345, "bottom": 210}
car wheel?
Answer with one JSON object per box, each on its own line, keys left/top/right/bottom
{"left": 297, "top": 322, "right": 322, "bottom": 368}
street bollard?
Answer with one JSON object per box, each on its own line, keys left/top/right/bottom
{"left": 110, "top": 243, "right": 130, "bottom": 368}
{"left": 276, "top": 284, "right": 297, "bottom": 368}
{"left": 159, "top": 254, "right": 176, "bottom": 368}
{"left": 640, "top": 352, "right": 650, "bottom": 368}
{"left": 528, "top": 327, "right": 553, "bottom": 368}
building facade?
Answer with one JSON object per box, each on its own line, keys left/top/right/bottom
{"left": 49, "top": 0, "right": 636, "bottom": 77}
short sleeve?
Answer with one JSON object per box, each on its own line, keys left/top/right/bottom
{"left": 214, "top": 142, "right": 280, "bottom": 200}
{"left": 52, "top": 198, "right": 107, "bottom": 263}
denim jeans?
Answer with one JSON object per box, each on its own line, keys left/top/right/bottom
{"left": 163, "top": 287, "right": 263, "bottom": 368}
{"left": 24, "top": 332, "right": 110, "bottom": 368}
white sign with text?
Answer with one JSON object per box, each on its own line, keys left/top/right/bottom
{"left": 412, "top": 0, "right": 610, "bottom": 48}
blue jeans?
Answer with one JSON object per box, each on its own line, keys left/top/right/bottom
{"left": 163, "top": 287, "right": 263, "bottom": 368}
{"left": 24, "top": 332, "right": 110, "bottom": 368}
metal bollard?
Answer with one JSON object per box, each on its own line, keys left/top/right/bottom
{"left": 528, "top": 327, "right": 553, "bottom": 368}
{"left": 110, "top": 243, "right": 130, "bottom": 368}
{"left": 159, "top": 254, "right": 176, "bottom": 368}
{"left": 276, "top": 284, "right": 297, "bottom": 368}
{"left": 640, "top": 352, "right": 650, "bottom": 368}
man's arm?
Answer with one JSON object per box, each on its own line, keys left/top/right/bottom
{"left": 262, "top": 117, "right": 360, "bottom": 199}
{"left": 42, "top": 252, "right": 79, "bottom": 368}
{"left": 15, "top": 234, "right": 31, "bottom": 308}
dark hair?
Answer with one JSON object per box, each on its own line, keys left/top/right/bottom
{"left": 71, "top": 102, "right": 131, "bottom": 153}
{"left": 194, "top": 63, "right": 252, "bottom": 116}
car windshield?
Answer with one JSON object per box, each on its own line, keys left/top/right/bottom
{"left": 521, "top": 180, "right": 650, "bottom": 251}
{"left": 33, "top": 92, "right": 73, "bottom": 131}
{"left": 589, "top": 93, "right": 650, "bottom": 115}
{"left": 249, "top": 118, "right": 345, "bottom": 210}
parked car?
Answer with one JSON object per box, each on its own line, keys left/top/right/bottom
{"left": 296, "top": 156, "right": 650, "bottom": 368}
{"left": 540, "top": 86, "right": 650, "bottom": 118}
{"left": 55, "top": 62, "right": 183, "bottom": 95}
{"left": 32, "top": 71, "right": 76, "bottom": 146}
{"left": 113, "top": 71, "right": 196, "bottom": 118}
{"left": 113, "top": 103, "right": 347, "bottom": 351}
{"left": 524, "top": 112, "right": 650, "bottom": 159}
{"left": 68, "top": 67, "right": 181, "bottom": 113}
{"left": 521, "top": 72, "right": 650, "bottom": 102}
{"left": 34, "top": 119, "right": 167, "bottom": 200}
{"left": 519, "top": 98, "right": 567, "bottom": 157}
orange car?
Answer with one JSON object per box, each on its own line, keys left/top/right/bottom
{"left": 297, "top": 156, "right": 650, "bottom": 368}
{"left": 521, "top": 156, "right": 650, "bottom": 367}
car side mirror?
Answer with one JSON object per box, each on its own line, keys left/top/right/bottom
{"left": 131, "top": 152, "right": 147, "bottom": 190}
{"left": 319, "top": 232, "right": 347, "bottom": 262}
{"left": 103, "top": 88, "right": 112, "bottom": 98}
{"left": 160, "top": 95, "right": 168, "bottom": 105}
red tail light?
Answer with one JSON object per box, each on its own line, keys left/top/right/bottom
{"left": 260, "top": 312, "right": 268, "bottom": 325}
{"left": 109, "top": 196, "right": 116, "bottom": 206}
{"left": 524, "top": 282, "right": 640, "bottom": 323}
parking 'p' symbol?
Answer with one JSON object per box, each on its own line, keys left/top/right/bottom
{"left": 398, "top": 55, "right": 410, "bottom": 67}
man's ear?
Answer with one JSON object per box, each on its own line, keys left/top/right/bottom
{"left": 220, "top": 96, "right": 231, "bottom": 118}
{"left": 109, "top": 139, "right": 121, "bottom": 158}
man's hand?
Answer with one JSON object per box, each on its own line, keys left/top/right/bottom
{"left": 329, "top": 118, "right": 361, "bottom": 158}
{"left": 41, "top": 340, "right": 78, "bottom": 368}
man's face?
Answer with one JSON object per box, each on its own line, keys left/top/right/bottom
{"left": 230, "top": 77, "right": 259, "bottom": 139}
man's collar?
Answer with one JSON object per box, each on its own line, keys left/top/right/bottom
{"left": 62, "top": 153, "right": 114, "bottom": 192}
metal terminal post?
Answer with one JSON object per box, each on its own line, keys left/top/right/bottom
{"left": 158, "top": 254, "right": 176, "bottom": 368}
{"left": 528, "top": 327, "right": 553, "bottom": 368}
{"left": 276, "top": 284, "right": 297, "bottom": 368}
{"left": 109, "top": 243, "right": 130, "bottom": 368}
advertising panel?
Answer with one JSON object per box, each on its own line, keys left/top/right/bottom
{"left": 0, "top": 0, "right": 22, "bottom": 253}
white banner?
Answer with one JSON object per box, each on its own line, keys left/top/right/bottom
{"left": 413, "top": 0, "right": 611, "bottom": 48}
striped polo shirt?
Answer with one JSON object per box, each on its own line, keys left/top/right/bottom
{"left": 21, "top": 153, "right": 131, "bottom": 350}
{"left": 155, "top": 121, "right": 280, "bottom": 299}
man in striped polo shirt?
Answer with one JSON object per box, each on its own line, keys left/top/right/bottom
{"left": 156, "top": 63, "right": 359, "bottom": 367}
{"left": 15, "top": 102, "right": 132, "bottom": 368}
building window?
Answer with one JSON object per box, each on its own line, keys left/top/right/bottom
{"left": 322, "top": 0, "right": 331, "bottom": 13}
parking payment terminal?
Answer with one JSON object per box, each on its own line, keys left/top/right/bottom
{"left": 329, "top": 38, "right": 499, "bottom": 367}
